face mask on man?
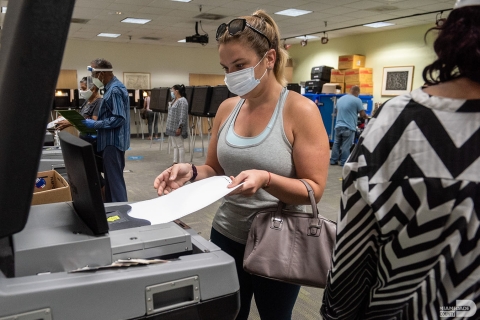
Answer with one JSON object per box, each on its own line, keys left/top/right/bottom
{"left": 91, "top": 77, "right": 104, "bottom": 90}
{"left": 224, "top": 52, "right": 268, "bottom": 96}
{"left": 87, "top": 66, "right": 112, "bottom": 94}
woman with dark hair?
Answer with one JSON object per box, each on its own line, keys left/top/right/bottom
{"left": 143, "top": 90, "right": 159, "bottom": 140}
{"left": 321, "top": 1, "right": 480, "bottom": 319}
{"left": 154, "top": 9, "right": 329, "bottom": 320}
{"left": 165, "top": 84, "right": 188, "bottom": 164}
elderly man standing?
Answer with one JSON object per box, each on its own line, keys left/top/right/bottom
{"left": 82, "top": 58, "right": 130, "bottom": 202}
{"left": 330, "top": 85, "right": 369, "bottom": 166}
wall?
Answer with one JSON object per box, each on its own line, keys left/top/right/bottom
{"left": 60, "top": 39, "right": 226, "bottom": 137}
{"left": 62, "top": 23, "right": 438, "bottom": 103}
{"left": 61, "top": 39, "right": 223, "bottom": 87}
{"left": 288, "top": 23, "right": 438, "bottom": 103}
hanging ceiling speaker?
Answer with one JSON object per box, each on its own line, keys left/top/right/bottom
{"left": 436, "top": 12, "right": 445, "bottom": 27}
{"left": 321, "top": 32, "right": 329, "bottom": 44}
{"left": 283, "top": 40, "right": 291, "bottom": 50}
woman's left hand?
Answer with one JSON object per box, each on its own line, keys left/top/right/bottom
{"left": 226, "top": 170, "right": 270, "bottom": 197}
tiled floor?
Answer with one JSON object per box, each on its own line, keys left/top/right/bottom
{"left": 124, "top": 134, "right": 344, "bottom": 320}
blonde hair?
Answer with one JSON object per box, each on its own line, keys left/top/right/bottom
{"left": 217, "top": 10, "right": 289, "bottom": 87}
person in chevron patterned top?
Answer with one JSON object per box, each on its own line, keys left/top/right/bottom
{"left": 321, "top": 1, "right": 480, "bottom": 319}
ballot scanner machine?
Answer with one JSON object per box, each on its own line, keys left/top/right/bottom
{"left": 0, "top": 1, "right": 239, "bottom": 319}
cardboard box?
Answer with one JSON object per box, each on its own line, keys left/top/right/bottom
{"left": 330, "top": 69, "right": 345, "bottom": 83}
{"left": 338, "top": 55, "right": 366, "bottom": 70}
{"left": 344, "top": 68, "right": 373, "bottom": 83}
{"left": 323, "top": 83, "right": 344, "bottom": 94}
{"left": 32, "top": 170, "right": 71, "bottom": 205}
{"left": 345, "top": 82, "right": 374, "bottom": 95}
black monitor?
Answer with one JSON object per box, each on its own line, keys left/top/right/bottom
{"left": 207, "top": 85, "right": 229, "bottom": 117}
{"left": 53, "top": 89, "right": 72, "bottom": 110}
{"left": 127, "top": 89, "right": 136, "bottom": 109}
{"left": 58, "top": 131, "right": 150, "bottom": 235}
{"left": 0, "top": 0, "right": 76, "bottom": 240}
{"left": 150, "top": 87, "right": 169, "bottom": 113}
{"left": 72, "top": 89, "right": 85, "bottom": 109}
{"left": 58, "top": 131, "right": 109, "bottom": 235}
{"left": 189, "top": 86, "right": 212, "bottom": 116}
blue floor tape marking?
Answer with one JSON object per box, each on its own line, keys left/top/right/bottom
{"left": 127, "top": 156, "right": 144, "bottom": 160}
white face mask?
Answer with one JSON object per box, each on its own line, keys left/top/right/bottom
{"left": 92, "top": 77, "right": 104, "bottom": 91}
{"left": 79, "top": 90, "right": 93, "bottom": 100}
{"left": 171, "top": 91, "right": 175, "bottom": 100}
{"left": 224, "top": 52, "right": 268, "bottom": 96}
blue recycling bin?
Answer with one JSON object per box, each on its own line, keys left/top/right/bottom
{"left": 303, "top": 93, "right": 373, "bottom": 143}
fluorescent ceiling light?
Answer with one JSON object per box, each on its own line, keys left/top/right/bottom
{"left": 295, "top": 35, "right": 318, "bottom": 40}
{"left": 275, "top": 9, "right": 312, "bottom": 17}
{"left": 121, "top": 17, "right": 151, "bottom": 24}
{"left": 171, "top": 0, "right": 192, "bottom": 2}
{"left": 97, "top": 33, "right": 121, "bottom": 38}
{"left": 178, "top": 39, "right": 186, "bottom": 43}
{"left": 1, "top": 7, "right": 6, "bottom": 13}
{"left": 363, "top": 22, "right": 394, "bottom": 28}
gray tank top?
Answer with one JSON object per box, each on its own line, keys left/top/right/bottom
{"left": 213, "top": 87, "right": 304, "bottom": 244}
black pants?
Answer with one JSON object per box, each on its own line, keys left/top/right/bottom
{"left": 210, "top": 228, "right": 300, "bottom": 320}
{"left": 147, "top": 111, "right": 158, "bottom": 137}
{"left": 102, "top": 145, "right": 127, "bottom": 203}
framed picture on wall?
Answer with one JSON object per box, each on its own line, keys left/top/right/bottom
{"left": 123, "top": 72, "right": 151, "bottom": 89}
{"left": 381, "top": 66, "right": 414, "bottom": 96}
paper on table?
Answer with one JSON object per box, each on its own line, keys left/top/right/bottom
{"left": 128, "top": 176, "right": 242, "bottom": 225}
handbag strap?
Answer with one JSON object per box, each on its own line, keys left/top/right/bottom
{"left": 271, "top": 179, "right": 319, "bottom": 221}
{"left": 299, "top": 179, "right": 319, "bottom": 220}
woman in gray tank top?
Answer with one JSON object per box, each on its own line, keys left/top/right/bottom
{"left": 154, "top": 9, "right": 330, "bottom": 320}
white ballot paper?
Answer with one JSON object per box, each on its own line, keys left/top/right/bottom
{"left": 128, "top": 176, "right": 242, "bottom": 225}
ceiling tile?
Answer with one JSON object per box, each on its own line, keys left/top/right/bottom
{"left": 106, "top": 3, "right": 141, "bottom": 12}
{"left": 322, "top": 6, "right": 364, "bottom": 15}
{"left": 114, "top": 0, "right": 153, "bottom": 5}
{"left": 345, "top": 0, "right": 390, "bottom": 9}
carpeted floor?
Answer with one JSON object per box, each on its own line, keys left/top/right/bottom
{"left": 123, "top": 134, "right": 344, "bottom": 320}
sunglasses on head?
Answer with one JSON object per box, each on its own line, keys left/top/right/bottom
{"left": 216, "top": 18, "right": 272, "bottom": 48}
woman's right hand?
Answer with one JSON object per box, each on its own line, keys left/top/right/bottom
{"left": 154, "top": 163, "right": 192, "bottom": 196}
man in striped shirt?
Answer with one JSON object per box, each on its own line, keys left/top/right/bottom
{"left": 83, "top": 58, "right": 130, "bottom": 202}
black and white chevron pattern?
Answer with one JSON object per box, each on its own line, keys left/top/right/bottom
{"left": 321, "top": 88, "right": 480, "bottom": 320}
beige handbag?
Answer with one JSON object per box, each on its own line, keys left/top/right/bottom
{"left": 243, "top": 179, "right": 337, "bottom": 288}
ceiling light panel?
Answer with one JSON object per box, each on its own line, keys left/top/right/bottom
{"left": 363, "top": 22, "right": 395, "bottom": 28}
{"left": 121, "top": 18, "right": 151, "bottom": 24}
{"left": 97, "top": 33, "right": 121, "bottom": 38}
{"left": 275, "top": 9, "right": 312, "bottom": 17}
{"left": 295, "top": 35, "right": 318, "bottom": 39}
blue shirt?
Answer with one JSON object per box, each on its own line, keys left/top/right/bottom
{"left": 335, "top": 94, "right": 364, "bottom": 131}
{"left": 93, "top": 76, "right": 130, "bottom": 152}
